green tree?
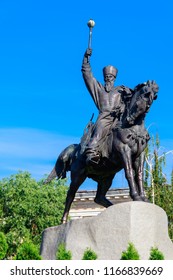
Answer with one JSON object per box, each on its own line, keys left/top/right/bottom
{"left": 120, "top": 242, "right": 140, "bottom": 260}
{"left": 145, "top": 134, "right": 167, "bottom": 203}
{"left": 0, "top": 232, "right": 8, "bottom": 259}
{"left": 15, "top": 241, "right": 42, "bottom": 260}
{"left": 0, "top": 171, "right": 68, "bottom": 259}
{"left": 171, "top": 169, "right": 173, "bottom": 187}
{"left": 144, "top": 134, "right": 173, "bottom": 239}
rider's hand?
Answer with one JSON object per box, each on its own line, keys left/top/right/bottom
{"left": 84, "top": 48, "right": 92, "bottom": 58}
{"left": 126, "top": 116, "right": 134, "bottom": 125}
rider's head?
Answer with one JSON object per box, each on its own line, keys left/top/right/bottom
{"left": 103, "top": 65, "right": 118, "bottom": 92}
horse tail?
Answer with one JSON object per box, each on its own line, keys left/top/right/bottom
{"left": 44, "top": 166, "right": 57, "bottom": 184}
{"left": 44, "top": 144, "right": 79, "bottom": 184}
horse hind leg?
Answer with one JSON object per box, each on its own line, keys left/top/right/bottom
{"left": 61, "top": 171, "right": 86, "bottom": 223}
{"left": 94, "top": 176, "right": 114, "bottom": 208}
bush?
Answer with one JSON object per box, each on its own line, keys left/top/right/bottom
{"left": 120, "top": 242, "right": 140, "bottom": 260}
{"left": 56, "top": 243, "right": 72, "bottom": 260}
{"left": 0, "top": 172, "right": 68, "bottom": 258}
{"left": 0, "top": 232, "right": 8, "bottom": 259}
{"left": 82, "top": 248, "right": 97, "bottom": 260}
{"left": 149, "top": 247, "right": 164, "bottom": 260}
{"left": 15, "top": 241, "right": 42, "bottom": 260}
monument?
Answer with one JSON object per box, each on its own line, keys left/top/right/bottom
{"left": 44, "top": 20, "right": 158, "bottom": 223}
{"left": 41, "top": 20, "right": 173, "bottom": 259}
{"left": 41, "top": 202, "right": 173, "bottom": 260}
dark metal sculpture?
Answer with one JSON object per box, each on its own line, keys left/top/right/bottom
{"left": 45, "top": 79, "right": 158, "bottom": 223}
{"left": 44, "top": 20, "right": 159, "bottom": 223}
{"left": 82, "top": 47, "right": 133, "bottom": 167}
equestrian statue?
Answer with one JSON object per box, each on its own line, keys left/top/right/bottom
{"left": 44, "top": 20, "right": 159, "bottom": 223}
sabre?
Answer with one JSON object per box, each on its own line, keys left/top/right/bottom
{"left": 87, "top": 19, "right": 95, "bottom": 49}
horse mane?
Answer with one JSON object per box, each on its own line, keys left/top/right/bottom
{"left": 124, "top": 81, "right": 158, "bottom": 126}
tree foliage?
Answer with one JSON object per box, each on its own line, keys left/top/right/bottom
{"left": 0, "top": 171, "right": 68, "bottom": 259}
{"left": 144, "top": 134, "right": 173, "bottom": 239}
{"left": 0, "top": 232, "right": 8, "bottom": 259}
{"left": 15, "top": 241, "right": 42, "bottom": 260}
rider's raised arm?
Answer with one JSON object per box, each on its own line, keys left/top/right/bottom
{"left": 81, "top": 48, "right": 102, "bottom": 109}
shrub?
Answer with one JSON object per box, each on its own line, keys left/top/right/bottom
{"left": 82, "top": 248, "right": 97, "bottom": 260}
{"left": 120, "top": 242, "right": 140, "bottom": 260}
{"left": 56, "top": 243, "right": 72, "bottom": 260}
{"left": 0, "top": 172, "right": 68, "bottom": 258}
{"left": 149, "top": 247, "right": 164, "bottom": 260}
{"left": 0, "top": 232, "right": 8, "bottom": 260}
{"left": 15, "top": 241, "right": 42, "bottom": 260}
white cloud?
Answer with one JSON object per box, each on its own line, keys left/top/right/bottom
{"left": 0, "top": 127, "right": 126, "bottom": 189}
{"left": 0, "top": 128, "right": 79, "bottom": 158}
{"left": 1, "top": 128, "right": 172, "bottom": 188}
{"left": 0, "top": 128, "right": 80, "bottom": 180}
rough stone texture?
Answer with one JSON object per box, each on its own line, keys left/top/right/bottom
{"left": 40, "top": 202, "right": 173, "bottom": 260}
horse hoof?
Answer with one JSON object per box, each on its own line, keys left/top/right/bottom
{"left": 61, "top": 216, "right": 68, "bottom": 224}
{"left": 141, "top": 196, "right": 150, "bottom": 203}
{"left": 132, "top": 194, "right": 143, "bottom": 201}
{"left": 94, "top": 197, "right": 113, "bottom": 208}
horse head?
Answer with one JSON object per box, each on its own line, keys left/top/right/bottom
{"left": 126, "top": 80, "right": 158, "bottom": 125}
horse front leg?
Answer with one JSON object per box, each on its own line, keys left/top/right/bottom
{"left": 120, "top": 147, "right": 142, "bottom": 201}
{"left": 133, "top": 152, "right": 149, "bottom": 202}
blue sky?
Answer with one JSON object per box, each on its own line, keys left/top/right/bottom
{"left": 0, "top": 0, "right": 173, "bottom": 189}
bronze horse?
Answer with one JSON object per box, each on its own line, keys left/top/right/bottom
{"left": 45, "top": 80, "right": 158, "bottom": 223}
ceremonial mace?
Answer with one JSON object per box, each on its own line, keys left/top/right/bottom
{"left": 87, "top": 19, "right": 95, "bottom": 48}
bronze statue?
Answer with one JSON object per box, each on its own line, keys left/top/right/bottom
{"left": 82, "top": 48, "right": 133, "bottom": 166}
{"left": 45, "top": 81, "right": 158, "bottom": 223}
{"left": 44, "top": 20, "right": 159, "bottom": 223}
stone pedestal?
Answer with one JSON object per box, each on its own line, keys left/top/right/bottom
{"left": 40, "top": 202, "right": 173, "bottom": 260}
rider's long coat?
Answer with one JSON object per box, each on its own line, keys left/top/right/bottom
{"left": 81, "top": 54, "right": 132, "bottom": 157}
